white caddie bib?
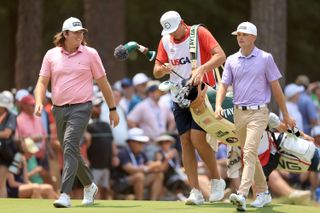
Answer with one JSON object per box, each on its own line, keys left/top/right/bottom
{"left": 162, "top": 34, "right": 201, "bottom": 102}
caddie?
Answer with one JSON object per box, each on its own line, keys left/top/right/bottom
{"left": 153, "top": 10, "right": 226, "bottom": 205}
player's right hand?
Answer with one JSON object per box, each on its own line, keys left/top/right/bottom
{"left": 283, "top": 114, "right": 296, "bottom": 130}
{"left": 34, "top": 103, "right": 43, "bottom": 117}
{"left": 214, "top": 106, "right": 224, "bottom": 120}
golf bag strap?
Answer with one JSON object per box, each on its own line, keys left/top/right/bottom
{"left": 189, "top": 24, "right": 203, "bottom": 70}
{"left": 190, "top": 25, "right": 224, "bottom": 86}
{"left": 214, "top": 64, "right": 224, "bottom": 83}
{"left": 190, "top": 83, "right": 208, "bottom": 114}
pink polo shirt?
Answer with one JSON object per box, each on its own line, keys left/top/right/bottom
{"left": 39, "top": 45, "right": 106, "bottom": 106}
{"left": 16, "top": 111, "right": 47, "bottom": 159}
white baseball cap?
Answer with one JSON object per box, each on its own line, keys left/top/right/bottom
{"left": 133, "top": 73, "right": 149, "bottom": 86}
{"left": 232, "top": 21, "right": 257, "bottom": 36}
{"left": 284, "top": 83, "right": 304, "bottom": 99}
{"left": 62, "top": 17, "right": 88, "bottom": 32}
{"left": 311, "top": 125, "right": 320, "bottom": 137}
{"left": 0, "top": 92, "right": 14, "bottom": 111}
{"left": 24, "top": 138, "right": 39, "bottom": 154}
{"left": 155, "top": 134, "right": 176, "bottom": 144}
{"left": 15, "top": 89, "right": 29, "bottom": 101}
{"left": 2, "top": 90, "right": 14, "bottom": 103}
{"left": 160, "top": 11, "right": 181, "bottom": 36}
{"left": 127, "top": 128, "right": 149, "bottom": 143}
{"left": 146, "top": 80, "right": 161, "bottom": 92}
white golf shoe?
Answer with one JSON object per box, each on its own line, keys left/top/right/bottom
{"left": 53, "top": 193, "right": 71, "bottom": 208}
{"left": 185, "top": 188, "right": 205, "bottom": 205}
{"left": 209, "top": 178, "right": 226, "bottom": 202}
{"left": 82, "top": 182, "right": 98, "bottom": 205}
{"left": 230, "top": 193, "right": 246, "bottom": 211}
{"left": 250, "top": 190, "right": 272, "bottom": 208}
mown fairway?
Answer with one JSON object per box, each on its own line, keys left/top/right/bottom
{"left": 1, "top": 198, "right": 320, "bottom": 213}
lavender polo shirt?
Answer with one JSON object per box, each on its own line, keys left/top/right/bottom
{"left": 221, "top": 47, "right": 282, "bottom": 106}
{"left": 39, "top": 45, "right": 106, "bottom": 106}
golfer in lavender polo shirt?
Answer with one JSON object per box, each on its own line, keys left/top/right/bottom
{"left": 222, "top": 47, "right": 282, "bottom": 106}
{"left": 215, "top": 21, "right": 295, "bottom": 211}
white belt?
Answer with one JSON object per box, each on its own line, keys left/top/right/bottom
{"left": 235, "top": 104, "right": 267, "bottom": 110}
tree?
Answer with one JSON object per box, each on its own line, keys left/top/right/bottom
{"left": 83, "top": 0, "right": 126, "bottom": 83}
{"left": 15, "top": 0, "right": 43, "bottom": 89}
{"left": 251, "top": 0, "right": 287, "bottom": 112}
{"left": 0, "top": 0, "right": 18, "bottom": 90}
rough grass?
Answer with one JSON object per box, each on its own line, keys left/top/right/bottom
{"left": 1, "top": 198, "right": 319, "bottom": 213}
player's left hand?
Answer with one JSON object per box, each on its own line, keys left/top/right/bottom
{"left": 109, "top": 110, "right": 120, "bottom": 128}
{"left": 214, "top": 105, "right": 225, "bottom": 120}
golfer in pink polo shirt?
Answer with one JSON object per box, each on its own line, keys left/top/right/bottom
{"left": 34, "top": 17, "right": 119, "bottom": 208}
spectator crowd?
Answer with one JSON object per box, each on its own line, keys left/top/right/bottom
{"left": 0, "top": 73, "right": 319, "bottom": 203}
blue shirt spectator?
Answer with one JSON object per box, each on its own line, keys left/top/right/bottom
{"left": 297, "top": 91, "right": 318, "bottom": 134}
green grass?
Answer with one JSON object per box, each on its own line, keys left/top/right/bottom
{"left": 0, "top": 198, "right": 319, "bottom": 213}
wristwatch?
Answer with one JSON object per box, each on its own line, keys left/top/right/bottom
{"left": 109, "top": 107, "right": 117, "bottom": 111}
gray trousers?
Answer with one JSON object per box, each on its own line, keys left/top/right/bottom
{"left": 52, "top": 102, "right": 93, "bottom": 194}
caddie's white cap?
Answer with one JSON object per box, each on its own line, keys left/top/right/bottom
{"left": 160, "top": 11, "right": 181, "bottom": 36}
{"left": 62, "top": 17, "right": 88, "bottom": 32}
{"left": 232, "top": 21, "right": 257, "bottom": 36}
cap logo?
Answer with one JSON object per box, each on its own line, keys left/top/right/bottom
{"left": 164, "top": 22, "right": 171, "bottom": 29}
{"left": 239, "top": 26, "right": 247, "bottom": 30}
{"left": 72, "top": 21, "right": 81, "bottom": 27}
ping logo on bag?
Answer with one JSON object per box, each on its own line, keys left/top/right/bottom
{"left": 277, "top": 153, "right": 310, "bottom": 173}
{"left": 278, "top": 159, "right": 303, "bottom": 171}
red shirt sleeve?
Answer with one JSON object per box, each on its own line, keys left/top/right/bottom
{"left": 156, "top": 39, "right": 169, "bottom": 64}
{"left": 198, "top": 26, "right": 219, "bottom": 54}
{"left": 198, "top": 26, "right": 219, "bottom": 87}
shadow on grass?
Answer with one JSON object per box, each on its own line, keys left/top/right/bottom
{"left": 255, "top": 204, "right": 286, "bottom": 213}
{"left": 209, "top": 203, "right": 286, "bottom": 213}
{"left": 72, "top": 201, "right": 292, "bottom": 212}
{"left": 153, "top": 202, "right": 235, "bottom": 210}
{"left": 74, "top": 203, "right": 142, "bottom": 208}
{"left": 201, "top": 202, "right": 235, "bottom": 209}
{"left": 205, "top": 203, "right": 286, "bottom": 212}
